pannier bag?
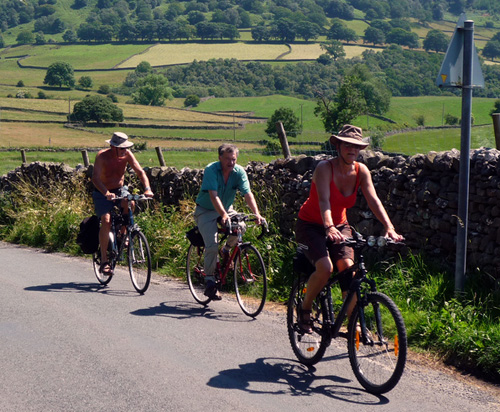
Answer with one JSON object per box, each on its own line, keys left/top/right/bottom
{"left": 76, "top": 215, "right": 100, "bottom": 254}
{"left": 186, "top": 226, "right": 204, "bottom": 247}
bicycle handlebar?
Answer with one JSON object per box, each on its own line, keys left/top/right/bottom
{"left": 221, "top": 213, "right": 269, "bottom": 240}
{"left": 330, "top": 226, "right": 405, "bottom": 248}
{"left": 113, "top": 194, "right": 150, "bottom": 202}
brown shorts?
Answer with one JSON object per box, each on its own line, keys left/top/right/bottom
{"left": 295, "top": 218, "right": 354, "bottom": 266}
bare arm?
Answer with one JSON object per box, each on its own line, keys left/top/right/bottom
{"left": 314, "top": 161, "right": 345, "bottom": 243}
{"left": 208, "top": 190, "right": 229, "bottom": 225}
{"left": 244, "top": 192, "right": 263, "bottom": 224}
{"left": 128, "top": 152, "right": 153, "bottom": 197}
{"left": 358, "top": 163, "right": 403, "bottom": 241}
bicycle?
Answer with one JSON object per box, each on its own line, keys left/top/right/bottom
{"left": 92, "top": 186, "right": 152, "bottom": 294}
{"left": 287, "top": 227, "right": 407, "bottom": 394}
{"left": 186, "top": 213, "right": 269, "bottom": 317}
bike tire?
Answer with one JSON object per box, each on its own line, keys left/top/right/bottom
{"left": 92, "top": 241, "right": 113, "bottom": 285}
{"left": 128, "top": 230, "right": 152, "bottom": 294}
{"left": 287, "top": 278, "right": 330, "bottom": 366}
{"left": 347, "top": 291, "right": 407, "bottom": 394}
{"left": 234, "top": 244, "right": 267, "bottom": 317}
{"left": 186, "top": 244, "right": 211, "bottom": 305}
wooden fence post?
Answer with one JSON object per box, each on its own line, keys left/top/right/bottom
{"left": 21, "top": 149, "right": 26, "bottom": 164}
{"left": 492, "top": 113, "right": 500, "bottom": 150}
{"left": 155, "top": 146, "right": 166, "bottom": 167}
{"left": 275, "top": 121, "right": 291, "bottom": 159}
{"left": 81, "top": 150, "right": 90, "bottom": 167}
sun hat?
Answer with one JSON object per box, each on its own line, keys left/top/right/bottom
{"left": 106, "top": 132, "right": 134, "bottom": 148}
{"left": 330, "top": 124, "right": 368, "bottom": 148}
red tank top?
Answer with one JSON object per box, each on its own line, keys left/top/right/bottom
{"left": 298, "top": 161, "right": 360, "bottom": 226}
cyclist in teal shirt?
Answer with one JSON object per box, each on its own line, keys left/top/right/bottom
{"left": 195, "top": 144, "right": 264, "bottom": 300}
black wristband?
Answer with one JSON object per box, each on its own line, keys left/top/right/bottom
{"left": 325, "top": 224, "right": 334, "bottom": 232}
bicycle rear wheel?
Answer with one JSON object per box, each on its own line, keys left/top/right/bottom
{"left": 186, "top": 244, "right": 211, "bottom": 305}
{"left": 287, "top": 278, "right": 329, "bottom": 366}
{"left": 128, "top": 230, "right": 152, "bottom": 294}
{"left": 347, "top": 291, "right": 407, "bottom": 394}
{"left": 234, "top": 244, "right": 267, "bottom": 317}
{"left": 93, "top": 242, "right": 113, "bottom": 285}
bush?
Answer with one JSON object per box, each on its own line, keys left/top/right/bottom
{"left": 369, "top": 129, "right": 385, "bottom": 150}
{"left": 97, "top": 84, "right": 111, "bottom": 94}
{"left": 16, "top": 80, "right": 24, "bottom": 87}
{"left": 38, "top": 91, "right": 48, "bottom": 99}
{"left": 415, "top": 114, "right": 425, "bottom": 126}
{"left": 445, "top": 113, "right": 459, "bottom": 125}
{"left": 184, "top": 94, "right": 200, "bottom": 107}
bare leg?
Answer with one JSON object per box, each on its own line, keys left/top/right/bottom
{"left": 301, "top": 256, "right": 334, "bottom": 311}
{"left": 99, "top": 213, "right": 111, "bottom": 264}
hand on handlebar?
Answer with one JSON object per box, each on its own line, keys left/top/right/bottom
{"left": 326, "top": 225, "right": 346, "bottom": 244}
{"left": 384, "top": 227, "right": 404, "bottom": 242}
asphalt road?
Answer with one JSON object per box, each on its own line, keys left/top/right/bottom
{"left": 0, "top": 241, "right": 499, "bottom": 412}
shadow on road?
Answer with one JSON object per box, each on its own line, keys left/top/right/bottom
{"left": 24, "top": 281, "right": 134, "bottom": 296}
{"left": 130, "top": 300, "right": 254, "bottom": 323}
{"left": 207, "top": 357, "right": 389, "bottom": 404}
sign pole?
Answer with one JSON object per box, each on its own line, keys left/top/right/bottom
{"left": 455, "top": 20, "right": 474, "bottom": 293}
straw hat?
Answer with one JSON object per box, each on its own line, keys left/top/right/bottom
{"left": 330, "top": 125, "right": 368, "bottom": 148}
{"left": 106, "top": 132, "right": 134, "bottom": 148}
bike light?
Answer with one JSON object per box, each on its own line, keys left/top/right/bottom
{"left": 367, "top": 236, "right": 377, "bottom": 247}
{"left": 377, "top": 236, "right": 388, "bottom": 247}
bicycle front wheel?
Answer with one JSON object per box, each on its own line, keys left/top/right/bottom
{"left": 347, "top": 291, "right": 407, "bottom": 394}
{"left": 93, "top": 242, "right": 113, "bottom": 285}
{"left": 128, "top": 230, "right": 152, "bottom": 294}
{"left": 287, "top": 278, "right": 329, "bottom": 366}
{"left": 234, "top": 244, "right": 267, "bottom": 317}
{"left": 186, "top": 244, "right": 211, "bottom": 305}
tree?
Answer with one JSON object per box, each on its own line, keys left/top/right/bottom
{"left": 321, "top": 40, "right": 345, "bottom": 60}
{"left": 43, "top": 62, "right": 75, "bottom": 88}
{"left": 423, "top": 29, "right": 448, "bottom": 53}
{"left": 16, "top": 31, "right": 34, "bottom": 44}
{"left": 62, "top": 29, "right": 77, "bottom": 42}
{"left": 483, "top": 40, "right": 500, "bottom": 61}
{"left": 327, "top": 18, "right": 358, "bottom": 43}
{"left": 386, "top": 28, "right": 419, "bottom": 49}
{"left": 364, "top": 26, "right": 385, "bottom": 45}
{"left": 70, "top": 95, "right": 123, "bottom": 123}
{"left": 78, "top": 75, "right": 93, "bottom": 89}
{"left": 0, "top": 33, "right": 4, "bottom": 48}
{"left": 265, "top": 107, "right": 302, "bottom": 138}
{"left": 314, "top": 64, "right": 391, "bottom": 132}
{"left": 132, "top": 74, "right": 171, "bottom": 106}
{"left": 184, "top": 94, "right": 200, "bottom": 107}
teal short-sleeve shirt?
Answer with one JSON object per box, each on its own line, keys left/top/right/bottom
{"left": 196, "top": 162, "right": 251, "bottom": 211}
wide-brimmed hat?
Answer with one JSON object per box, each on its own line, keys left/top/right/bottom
{"left": 106, "top": 132, "right": 134, "bottom": 148}
{"left": 330, "top": 124, "right": 368, "bottom": 148}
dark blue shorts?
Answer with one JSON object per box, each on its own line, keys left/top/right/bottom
{"left": 92, "top": 188, "right": 122, "bottom": 218}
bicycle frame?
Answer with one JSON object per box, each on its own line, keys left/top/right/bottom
{"left": 297, "top": 236, "right": 381, "bottom": 344}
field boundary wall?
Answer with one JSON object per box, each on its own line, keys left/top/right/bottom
{"left": 2, "top": 148, "right": 500, "bottom": 281}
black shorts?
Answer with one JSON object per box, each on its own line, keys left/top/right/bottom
{"left": 295, "top": 218, "right": 354, "bottom": 266}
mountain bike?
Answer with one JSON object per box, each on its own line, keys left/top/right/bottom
{"left": 287, "top": 228, "right": 407, "bottom": 394}
{"left": 186, "top": 213, "right": 269, "bottom": 317}
{"left": 92, "top": 186, "right": 152, "bottom": 294}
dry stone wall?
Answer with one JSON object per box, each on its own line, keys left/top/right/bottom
{"left": 2, "top": 147, "right": 500, "bottom": 279}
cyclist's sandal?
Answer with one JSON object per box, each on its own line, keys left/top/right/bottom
{"left": 100, "top": 261, "right": 113, "bottom": 276}
{"left": 298, "top": 306, "right": 313, "bottom": 334}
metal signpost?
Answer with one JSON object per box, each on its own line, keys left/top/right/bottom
{"left": 436, "top": 14, "right": 484, "bottom": 292}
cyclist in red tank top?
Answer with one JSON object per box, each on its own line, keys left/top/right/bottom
{"left": 295, "top": 125, "right": 403, "bottom": 334}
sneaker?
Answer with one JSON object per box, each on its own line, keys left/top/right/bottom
{"left": 204, "top": 280, "right": 222, "bottom": 301}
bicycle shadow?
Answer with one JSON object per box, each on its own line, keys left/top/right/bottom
{"left": 130, "top": 300, "right": 254, "bottom": 323}
{"left": 24, "top": 281, "right": 134, "bottom": 297}
{"left": 207, "top": 357, "right": 389, "bottom": 405}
